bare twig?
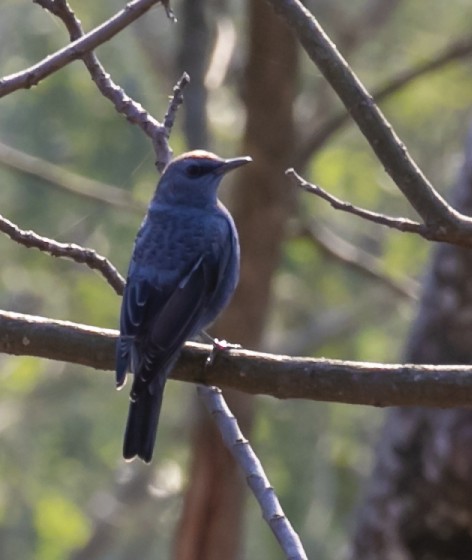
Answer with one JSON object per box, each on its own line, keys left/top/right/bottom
{"left": 268, "top": 0, "right": 472, "bottom": 245}
{"left": 0, "top": 215, "right": 124, "bottom": 295}
{"left": 335, "top": 0, "right": 401, "bottom": 54}
{"left": 163, "top": 72, "right": 191, "bottom": 146}
{"left": 33, "top": 0, "right": 185, "bottom": 171}
{"left": 297, "top": 34, "right": 472, "bottom": 166}
{"left": 287, "top": 166, "right": 472, "bottom": 245}
{"left": 297, "top": 221, "right": 419, "bottom": 300}
{"left": 3, "top": 309, "right": 472, "bottom": 408}
{"left": 0, "top": 1, "right": 190, "bottom": 291}
{"left": 287, "top": 168, "right": 426, "bottom": 234}
{"left": 0, "top": 0, "right": 164, "bottom": 98}
{"left": 0, "top": 141, "right": 144, "bottom": 215}
{"left": 197, "top": 385, "right": 308, "bottom": 560}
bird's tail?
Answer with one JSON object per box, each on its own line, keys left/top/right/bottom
{"left": 123, "top": 386, "right": 164, "bottom": 463}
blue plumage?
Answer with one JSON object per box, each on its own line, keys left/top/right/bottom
{"left": 116, "top": 150, "right": 251, "bottom": 463}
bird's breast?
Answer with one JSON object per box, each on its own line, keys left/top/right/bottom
{"left": 133, "top": 207, "right": 232, "bottom": 273}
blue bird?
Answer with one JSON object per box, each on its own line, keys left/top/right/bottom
{"left": 116, "top": 150, "right": 251, "bottom": 463}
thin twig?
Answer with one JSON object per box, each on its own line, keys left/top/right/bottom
{"left": 287, "top": 169, "right": 425, "bottom": 234}
{"left": 296, "top": 34, "right": 472, "bottom": 166}
{"left": 0, "top": 0, "right": 164, "bottom": 98}
{"left": 197, "top": 385, "right": 308, "bottom": 560}
{"left": 34, "top": 0, "right": 184, "bottom": 170}
{"left": 0, "top": 141, "right": 144, "bottom": 215}
{"left": 297, "top": 221, "right": 419, "bottom": 300}
{"left": 163, "top": 73, "right": 191, "bottom": 144}
{"left": 0, "top": 215, "right": 124, "bottom": 295}
{"left": 267, "top": 0, "right": 472, "bottom": 245}
{"left": 0, "top": 1, "right": 189, "bottom": 290}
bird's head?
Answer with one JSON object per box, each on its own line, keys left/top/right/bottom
{"left": 153, "top": 150, "right": 252, "bottom": 208}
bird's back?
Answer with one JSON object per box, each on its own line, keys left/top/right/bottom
{"left": 119, "top": 201, "right": 239, "bottom": 382}
{"left": 132, "top": 203, "right": 237, "bottom": 297}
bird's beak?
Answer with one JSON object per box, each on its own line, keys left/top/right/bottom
{"left": 215, "top": 156, "right": 252, "bottom": 176}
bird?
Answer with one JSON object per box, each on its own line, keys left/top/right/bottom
{"left": 116, "top": 150, "right": 251, "bottom": 463}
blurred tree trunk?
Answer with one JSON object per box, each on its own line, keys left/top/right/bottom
{"left": 177, "top": 0, "right": 210, "bottom": 150}
{"left": 349, "top": 125, "right": 472, "bottom": 560}
{"left": 173, "top": 1, "right": 298, "bottom": 558}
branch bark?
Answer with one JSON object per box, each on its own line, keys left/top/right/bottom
{"left": 0, "top": 2, "right": 190, "bottom": 296}
{"left": 267, "top": 0, "right": 472, "bottom": 244}
{"left": 0, "top": 215, "right": 124, "bottom": 295}
{"left": 198, "top": 386, "right": 308, "bottom": 560}
{"left": 1, "top": 0, "right": 164, "bottom": 97}
{"left": 33, "top": 0, "right": 184, "bottom": 171}
{"left": 349, "top": 123, "right": 472, "bottom": 560}
{"left": 287, "top": 169, "right": 426, "bottom": 235}
{"left": 296, "top": 33, "right": 472, "bottom": 166}
{"left": 3, "top": 310, "right": 472, "bottom": 408}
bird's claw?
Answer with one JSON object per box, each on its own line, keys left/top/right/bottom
{"left": 206, "top": 338, "right": 242, "bottom": 367}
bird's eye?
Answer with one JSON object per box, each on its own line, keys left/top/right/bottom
{"left": 186, "top": 164, "right": 205, "bottom": 178}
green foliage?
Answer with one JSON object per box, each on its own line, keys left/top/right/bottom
{"left": 35, "top": 493, "right": 90, "bottom": 560}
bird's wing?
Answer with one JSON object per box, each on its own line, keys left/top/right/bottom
{"left": 199, "top": 211, "right": 239, "bottom": 328}
{"left": 116, "top": 253, "right": 219, "bottom": 390}
{"left": 116, "top": 271, "right": 152, "bottom": 387}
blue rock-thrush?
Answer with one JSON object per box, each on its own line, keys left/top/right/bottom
{"left": 116, "top": 150, "right": 251, "bottom": 463}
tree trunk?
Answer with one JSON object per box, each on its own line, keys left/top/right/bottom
{"left": 349, "top": 125, "right": 472, "bottom": 560}
{"left": 172, "top": 1, "right": 298, "bottom": 558}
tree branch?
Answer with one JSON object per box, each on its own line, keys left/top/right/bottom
{"left": 0, "top": 141, "right": 144, "bottom": 215}
{"left": 0, "top": 1, "right": 191, "bottom": 292}
{"left": 1, "top": 0, "right": 164, "bottom": 97}
{"left": 32, "top": 0, "right": 185, "bottom": 171}
{"left": 0, "top": 216, "right": 124, "bottom": 295}
{"left": 334, "top": 0, "right": 401, "bottom": 55}
{"left": 3, "top": 309, "right": 472, "bottom": 408}
{"left": 198, "top": 385, "right": 308, "bottom": 560}
{"left": 296, "top": 221, "right": 419, "bottom": 300}
{"left": 287, "top": 168, "right": 427, "bottom": 234}
{"left": 296, "top": 33, "right": 472, "bottom": 166}
{"left": 267, "top": 0, "right": 472, "bottom": 245}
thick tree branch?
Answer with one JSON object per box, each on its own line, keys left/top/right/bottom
{"left": 267, "top": 0, "right": 472, "bottom": 245}
{"left": 297, "top": 34, "right": 472, "bottom": 166}
{"left": 0, "top": 216, "right": 124, "bottom": 295}
{"left": 3, "top": 310, "right": 472, "bottom": 408}
{"left": 198, "top": 386, "right": 308, "bottom": 560}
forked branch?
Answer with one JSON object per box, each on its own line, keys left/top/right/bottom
{"left": 268, "top": 0, "right": 472, "bottom": 246}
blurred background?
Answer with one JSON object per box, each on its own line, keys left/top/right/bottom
{"left": 0, "top": 1, "right": 472, "bottom": 559}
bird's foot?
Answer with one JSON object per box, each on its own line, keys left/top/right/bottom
{"left": 205, "top": 336, "right": 242, "bottom": 367}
